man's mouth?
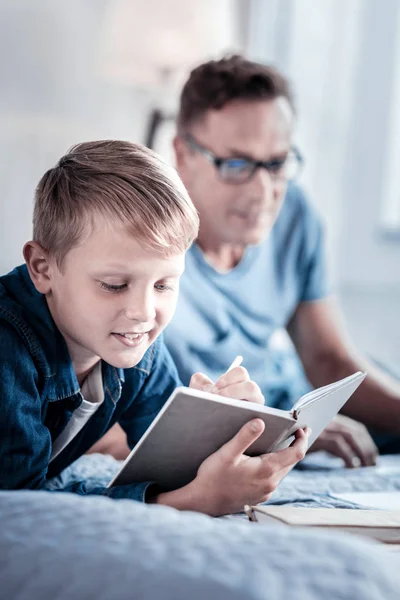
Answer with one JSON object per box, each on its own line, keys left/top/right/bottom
{"left": 234, "top": 209, "right": 269, "bottom": 223}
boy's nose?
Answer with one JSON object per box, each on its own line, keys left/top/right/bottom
{"left": 123, "top": 295, "right": 156, "bottom": 323}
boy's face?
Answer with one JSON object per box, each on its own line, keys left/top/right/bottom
{"left": 44, "top": 217, "right": 185, "bottom": 371}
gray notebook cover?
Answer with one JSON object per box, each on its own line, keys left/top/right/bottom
{"left": 108, "top": 372, "right": 365, "bottom": 491}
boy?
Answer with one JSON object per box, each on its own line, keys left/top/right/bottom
{"left": 0, "top": 140, "right": 308, "bottom": 516}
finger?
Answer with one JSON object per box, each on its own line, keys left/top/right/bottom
{"left": 323, "top": 435, "right": 361, "bottom": 468}
{"left": 214, "top": 366, "right": 250, "bottom": 391}
{"left": 339, "top": 427, "right": 378, "bottom": 467}
{"left": 340, "top": 431, "right": 377, "bottom": 467}
{"left": 218, "top": 419, "right": 265, "bottom": 461}
{"left": 217, "top": 380, "right": 264, "bottom": 405}
{"left": 290, "top": 426, "right": 310, "bottom": 444}
{"left": 367, "top": 444, "right": 379, "bottom": 466}
{"left": 189, "top": 372, "right": 215, "bottom": 392}
{"left": 277, "top": 426, "right": 309, "bottom": 450}
{"left": 262, "top": 428, "right": 309, "bottom": 472}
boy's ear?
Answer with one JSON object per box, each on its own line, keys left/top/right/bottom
{"left": 23, "top": 241, "right": 53, "bottom": 294}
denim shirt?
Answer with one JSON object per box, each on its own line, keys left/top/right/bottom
{"left": 0, "top": 265, "right": 183, "bottom": 502}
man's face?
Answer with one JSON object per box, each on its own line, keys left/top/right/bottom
{"left": 175, "top": 98, "right": 294, "bottom": 246}
{"left": 45, "top": 217, "right": 185, "bottom": 370}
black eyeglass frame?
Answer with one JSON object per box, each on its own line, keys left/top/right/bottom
{"left": 183, "top": 132, "right": 303, "bottom": 184}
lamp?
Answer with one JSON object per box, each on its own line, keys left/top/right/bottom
{"left": 100, "top": 0, "right": 242, "bottom": 158}
{"left": 101, "top": 0, "right": 240, "bottom": 90}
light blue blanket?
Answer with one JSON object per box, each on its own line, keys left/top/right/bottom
{"left": 270, "top": 452, "right": 400, "bottom": 508}
{"left": 46, "top": 451, "right": 400, "bottom": 509}
{"left": 0, "top": 452, "right": 399, "bottom": 599}
{"left": 1, "top": 488, "right": 399, "bottom": 600}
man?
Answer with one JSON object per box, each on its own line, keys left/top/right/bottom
{"left": 163, "top": 54, "right": 400, "bottom": 468}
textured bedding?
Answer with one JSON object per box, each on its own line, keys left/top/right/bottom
{"left": 46, "top": 451, "right": 400, "bottom": 509}
{"left": 0, "top": 452, "right": 399, "bottom": 599}
{"left": 1, "top": 488, "right": 400, "bottom": 600}
{"left": 271, "top": 452, "right": 400, "bottom": 508}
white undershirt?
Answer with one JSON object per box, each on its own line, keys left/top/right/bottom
{"left": 50, "top": 361, "right": 104, "bottom": 462}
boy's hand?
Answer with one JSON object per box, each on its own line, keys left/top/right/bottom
{"left": 151, "top": 420, "right": 310, "bottom": 516}
{"left": 189, "top": 367, "right": 264, "bottom": 405}
{"left": 149, "top": 365, "right": 305, "bottom": 515}
{"left": 190, "top": 420, "right": 309, "bottom": 515}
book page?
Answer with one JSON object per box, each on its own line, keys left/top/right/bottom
{"left": 253, "top": 505, "right": 400, "bottom": 527}
{"left": 292, "top": 372, "right": 365, "bottom": 412}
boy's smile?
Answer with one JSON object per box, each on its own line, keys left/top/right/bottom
{"left": 112, "top": 332, "right": 150, "bottom": 347}
{"left": 42, "top": 216, "right": 185, "bottom": 381}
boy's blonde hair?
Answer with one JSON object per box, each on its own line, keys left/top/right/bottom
{"left": 33, "top": 140, "right": 199, "bottom": 266}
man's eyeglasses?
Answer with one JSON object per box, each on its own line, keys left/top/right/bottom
{"left": 183, "top": 133, "right": 303, "bottom": 185}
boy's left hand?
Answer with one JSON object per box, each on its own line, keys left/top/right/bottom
{"left": 189, "top": 366, "right": 264, "bottom": 405}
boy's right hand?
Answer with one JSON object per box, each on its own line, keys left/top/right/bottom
{"left": 151, "top": 420, "right": 310, "bottom": 516}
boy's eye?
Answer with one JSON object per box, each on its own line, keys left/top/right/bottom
{"left": 100, "top": 282, "right": 128, "bottom": 293}
{"left": 155, "top": 283, "right": 172, "bottom": 293}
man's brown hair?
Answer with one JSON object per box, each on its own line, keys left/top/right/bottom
{"left": 177, "top": 54, "right": 294, "bottom": 131}
{"left": 33, "top": 140, "right": 199, "bottom": 267}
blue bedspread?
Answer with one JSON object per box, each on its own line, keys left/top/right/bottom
{"left": 0, "top": 452, "right": 399, "bottom": 599}
{"left": 1, "top": 488, "right": 400, "bottom": 600}
{"left": 270, "top": 452, "right": 400, "bottom": 508}
{"left": 46, "top": 451, "right": 400, "bottom": 509}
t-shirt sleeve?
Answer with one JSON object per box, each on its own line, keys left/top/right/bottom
{"left": 297, "top": 194, "right": 331, "bottom": 303}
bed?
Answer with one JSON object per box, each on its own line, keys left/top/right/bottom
{"left": 0, "top": 452, "right": 400, "bottom": 599}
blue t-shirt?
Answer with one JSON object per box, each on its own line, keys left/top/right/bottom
{"left": 164, "top": 184, "right": 329, "bottom": 409}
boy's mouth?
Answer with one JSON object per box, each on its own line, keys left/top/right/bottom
{"left": 120, "top": 332, "right": 142, "bottom": 340}
{"left": 112, "top": 331, "right": 149, "bottom": 348}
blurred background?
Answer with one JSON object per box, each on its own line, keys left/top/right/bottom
{"left": 0, "top": 0, "right": 399, "bottom": 369}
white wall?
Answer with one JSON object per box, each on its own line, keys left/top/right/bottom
{"left": 0, "top": 0, "right": 155, "bottom": 274}
{"left": 338, "top": 0, "right": 400, "bottom": 286}
{"left": 0, "top": 0, "right": 241, "bottom": 275}
{"left": 247, "top": 0, "right": 400, "bottom": 288}
{"left": 2, "top": 0, "right": 400, "bottom": 289}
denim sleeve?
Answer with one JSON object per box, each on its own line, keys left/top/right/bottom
{"left": 0, "top": 323, "right": 162, "bottom": 502}
{"left": 118, "top": 334, "right": 183, "bottom": 450}
{"left": 95, "top": 336, "right": 184, "bottom": 500}
{"left": 56, "top": 338, "right": 181, "bottom": 502}
{"left": 0, "top": 322, "right": 54, "bottom": 491}
{"left": 49, "top": 479, "right": 153, "bottom": 502}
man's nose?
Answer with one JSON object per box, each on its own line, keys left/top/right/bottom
{"left": 246, "top": 167, "right": 275, "bottom": 204}
{"left": 123, "top": 291, "right": 156, "bottom": 323}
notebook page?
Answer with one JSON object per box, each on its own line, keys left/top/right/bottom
{"left": 292, "top": 372, "right": 364, "bottom": 412}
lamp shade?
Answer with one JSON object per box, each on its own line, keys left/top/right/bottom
{"left": 101, "top": 0, "right": 239, "bottom": 86}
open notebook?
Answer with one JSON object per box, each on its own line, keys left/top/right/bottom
{"left": 108, "top": 371, "right": 366, "bottom": 491}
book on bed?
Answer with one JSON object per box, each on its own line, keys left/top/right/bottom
{"left": 244, "top": 505, "right": 400, "bottom": 544}
{"left": 108, "top": 371, "right": 366, "bottom": 492}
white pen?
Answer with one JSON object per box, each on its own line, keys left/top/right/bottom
{"left": 226, "top": 355, "right": 243, "bottom": 373}
{"left": 209, "top": 356, "right": 244, "bottom": 394}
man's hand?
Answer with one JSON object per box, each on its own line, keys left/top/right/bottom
{"left": 310, "top": 414, "right": 378, "bottom": 467}
{"left": 189, "top": 366, "right": 264, "bottom": 404}
{"left": 152, "top": 419, "right": 310, "bottom": 516}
